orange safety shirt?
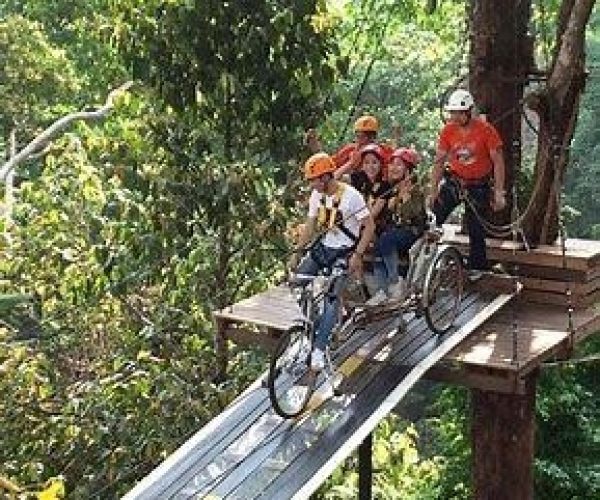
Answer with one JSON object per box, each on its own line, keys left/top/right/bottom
{"left": 437, "top": 118, "right": 502, "bottom": 181}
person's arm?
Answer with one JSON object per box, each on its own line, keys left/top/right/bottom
{"left": 288, "top": 216, "right": 316, "bottom": 270}
{"left": 304, "top": 129, "right": 322, "bottom": 153}
{"left": 490, "top": 147, "right": 506, "bottom": 211}
{"left": 334, "top": 148, "right": 361, "bottom": 179}
{"left": 348, "top": 213, "right": 375, "bottom": 276}
{"left": 430, "top": 147, "right": 447, "bottom": 204}
{"left": 370, "top": 198, "right": 386, "bottom": 219}
{"left": 297, "top": 216, "right": 316, "bottom": 249}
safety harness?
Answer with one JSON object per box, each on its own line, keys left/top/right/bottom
{"left": 317, "top": 182, "right": 359, "bottom": 245}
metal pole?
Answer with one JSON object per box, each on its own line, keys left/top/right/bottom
{"left": 358, "top": 432, "right": 373, "bottom": 500}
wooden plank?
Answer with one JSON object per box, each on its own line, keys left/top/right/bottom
{"left": 426, "top": 364, "right": 524, "bottom": 394}
{"left": 437, "top": 300, "right": 600, "bottom": 382}
{"left": 197, "top": 317, "right": 407, "bottom": 499}
{"left": 469, "top": 273, "right": 522, "bottom": 295}
{"left": 518, "top": 275, "right": 600, "bottom": 296}
{"left": 218, "top": 301, "right": 299, "bottom": 318}
{"left": 286, "top": 291, "right": 517, "bottom": 500}
{"left": 224, "top": 327, "right": 280, "bottom": 352}
{"left": 444, "top": 326, "right": 569, "bottom": 372}
{"left": 124, "top": 290, "right": 497, "bottom": 499}
{"left": 214, "top": 309, "right": 296, "bottom": 332}
{"left": 520, "top": 287, "right": 600, "bottom": 308}
{"left": 571, "top": 303, "right": 600, "bottom": 344}
{"left": 123, "top": 374, "right": 272, "bottom": 499}
{"left": 205, "top": 295, "right": 487, "bottom": 499}
{"left": 510, "top": 262, "right": 598, "bottom": 283}
{"left": 441, "top": 224, "right": 600, "bottom": 271}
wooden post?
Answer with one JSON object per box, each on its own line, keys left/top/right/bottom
{"left": 358, "top": 432, "right": 373, "bottom": 500}
{"left": 471, "top": 371, "right": 538, "bottom": 500}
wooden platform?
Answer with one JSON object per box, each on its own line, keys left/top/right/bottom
{"left": 442, "top": 224, "right": 600, "bottom": 307}
{"left": 213, "top": 231, "right": 600, "bottom": 393}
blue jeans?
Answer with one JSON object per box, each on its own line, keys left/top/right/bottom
{"left": 373, "top": 226, "right": 420, "bottom": 289}
{"left": 296, "top": 242, "right": 350, "bottom": 350}
{"left": 433, "top": 179, "right": 490, "bottom": 270}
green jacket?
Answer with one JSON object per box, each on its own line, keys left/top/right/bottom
{"left": 386, "top": 176, "right": 427, "bottom": 232}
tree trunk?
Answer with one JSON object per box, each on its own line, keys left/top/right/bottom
{"left": 522, "top": 0, "right": 594, "bottom": 245}
{"left": 468, "top": 0, "right": 534, "bottom": 228}
{"left": 471, "top": 373, "right": 538, "bottom": 500}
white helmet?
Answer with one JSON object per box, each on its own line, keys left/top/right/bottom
{"left": 445, "top": 89, "right": 474, "bottom": 111}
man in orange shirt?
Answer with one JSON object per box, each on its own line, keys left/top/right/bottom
{"left": 305, "top": 115, "right": 393, "bottom": 178}
{"left": 429, "top": 89, "right": 506, "bottom": 272}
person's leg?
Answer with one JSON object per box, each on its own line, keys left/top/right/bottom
{"left": 293, "top": 243, "right": 326, "bottom": 334}
{"left": 314, "top": 250, "right": 349, "bottom": 350}
{"left": 432, "top": 179, "right": 461, "bottom": 226}
{"left": 370, "top": 258, "right": 388, "bottom": 294}
{"left": 376, "top": 227, "right": 420, "bottom": 287}
{"left": 374, "top": 228, "right": 400, "bottom": 289}
{"left": 464, "top": 185, "right": 490, "bottom": 270}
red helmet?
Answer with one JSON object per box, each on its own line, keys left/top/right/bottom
{"left": 391, "top": 147, "right": 420, "bottom": 169}
{"left": 360, "top": 143, "right": 385, "bottom": 163}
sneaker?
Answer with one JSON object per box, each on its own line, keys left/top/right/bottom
{"left": 388, "top": 281, "right": 406, "bottom": 301}
{"left": 310, "top": 348, "right": 326, "bottom": 371}
{"left": 365, "top": 289, "right": 388, "bottom": 306}
{"left": 491, "top": 262, "right": 508, "bottom": 275}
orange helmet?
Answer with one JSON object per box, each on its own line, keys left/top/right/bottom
{"left": 354, "top": 115, "right": 379, "bottom": 133}
{"left": 392, "top": 147, "right": 420, "bottom": 169}
{"left": 304, "top": 152, "right": 336, "bottom": 180}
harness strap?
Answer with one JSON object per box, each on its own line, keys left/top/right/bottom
{"left": 317, "top": 183, "right": 359, "bottom": 243}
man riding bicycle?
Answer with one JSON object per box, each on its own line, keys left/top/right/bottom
{"left": 290, "top": 152, "right": 375, "bottom": 371}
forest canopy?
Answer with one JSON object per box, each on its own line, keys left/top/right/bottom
{"left": 1, "top": 1, "right": 599, "bottom": 498}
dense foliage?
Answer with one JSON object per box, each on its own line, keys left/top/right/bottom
{"left": 1, "top": 0, "right": 599, "bottom": 498}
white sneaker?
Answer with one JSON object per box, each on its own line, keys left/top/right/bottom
{"left": 388, "top": 281, "right": 406, "bottom": 300}
{"left": 365, "top": 289, "right": 388, "bottom": 306}
{"left": 311, "top": 348, "right": 326, "bottom": 371}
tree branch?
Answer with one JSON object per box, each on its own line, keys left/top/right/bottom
{"left": 0, "top": 81, "right": 133, "bottom": 183}
{"left": 549, "top": 0, "right": 595, "bottom": 99}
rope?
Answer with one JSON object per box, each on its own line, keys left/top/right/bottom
{"left": 438, "top": 4, "right": 471, "bottom": 123}
{"left": 337, "top": 0, "right": 400, "bottom": 143}
{"left": 320, "top": 0, "right": 376, "bottom": 119}
{"left": 555, "top": 144, "right": 575, "bottom": 346}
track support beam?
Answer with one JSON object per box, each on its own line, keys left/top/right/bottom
{"left": 358, "top": 432, "right": 373, "bottom": 500}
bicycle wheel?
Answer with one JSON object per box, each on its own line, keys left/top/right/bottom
{"left": 268, "top": 325, "right": 316, "bottom": 418}
{"left": 423, "top": 245, "right": 464, "bottom": 335}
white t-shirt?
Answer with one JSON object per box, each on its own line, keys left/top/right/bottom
{"left": 308, "top": 182, "right": 369, "bottom": 249}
